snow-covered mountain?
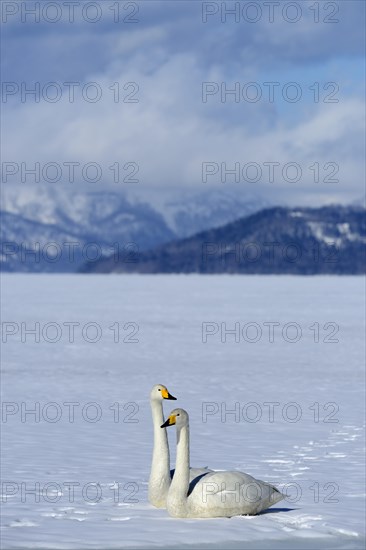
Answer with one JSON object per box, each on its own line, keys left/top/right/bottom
{"left": 0, "top": 185, "right": 267, "bottom": 272}
{"left": 85, "top": 205, "right": 366, "bottom": 275}
{"left": 134, "top": 187, "right": 269, "bottom": 237}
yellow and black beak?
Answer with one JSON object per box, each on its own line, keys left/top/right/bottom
{"left": 161, "top": 414, "right": 176, "bottom": 428}
{"left": 161, "top": 388, "right": 177, "bottom": 400}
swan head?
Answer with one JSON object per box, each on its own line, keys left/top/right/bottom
{"left": 160, "top": 408, "right": 188, "bottom": 429}
{"left": 150, "top": 384, "right": 177, "bottom": 402}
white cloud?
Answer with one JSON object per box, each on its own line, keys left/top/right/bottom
{"left": 2, "top": 1, "right": 365, "bottom": 207}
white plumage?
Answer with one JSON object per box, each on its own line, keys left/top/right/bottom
{"left": 162, "top": 408, "right": 285, "bottom": 518}
{"left": 148, "top": 385, "right": 211, "bottom": 508}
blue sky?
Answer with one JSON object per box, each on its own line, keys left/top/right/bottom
{"left": 2, "top": 0, "right": 365, "bottom": 206}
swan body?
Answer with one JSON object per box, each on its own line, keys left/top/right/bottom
{"left": 148, "top": 385, "right": 211, "bottom": 508}
{"left": 161, "top": 408, "right": 285, "bottom": 518}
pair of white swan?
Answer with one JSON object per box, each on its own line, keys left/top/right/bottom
{"left": 149, "top": 384, "right": 284, "bottom": 518}
{"left": 148, "top": 384, "right": 212, "bottom": 508}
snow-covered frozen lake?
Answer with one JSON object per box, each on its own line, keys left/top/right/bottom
{"left": 1, "top": 275, "right": 365, "bottom": 549}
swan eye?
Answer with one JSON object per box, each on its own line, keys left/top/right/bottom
{"left": 158, "top": 389, "right": 161, "bottom": 391}
{"left": 177, "top": 413, "right": 180, "bottom": 416}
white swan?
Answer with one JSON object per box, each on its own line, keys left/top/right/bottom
{"left": 149, "top": 385, "right": 211, "bottom": 508}
{"left": 161, "top": 408, "right": 285, "bottom": 518}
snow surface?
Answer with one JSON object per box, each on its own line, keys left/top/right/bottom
{"left": 1, "top": 275, "right": 365, "bottom": 549}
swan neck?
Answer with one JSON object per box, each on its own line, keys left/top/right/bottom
{"left": 150, "top": 399, "right": 170, "bottom": 475}
{"left": 172, "top": 423, "right": 190, "bottom": 498}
